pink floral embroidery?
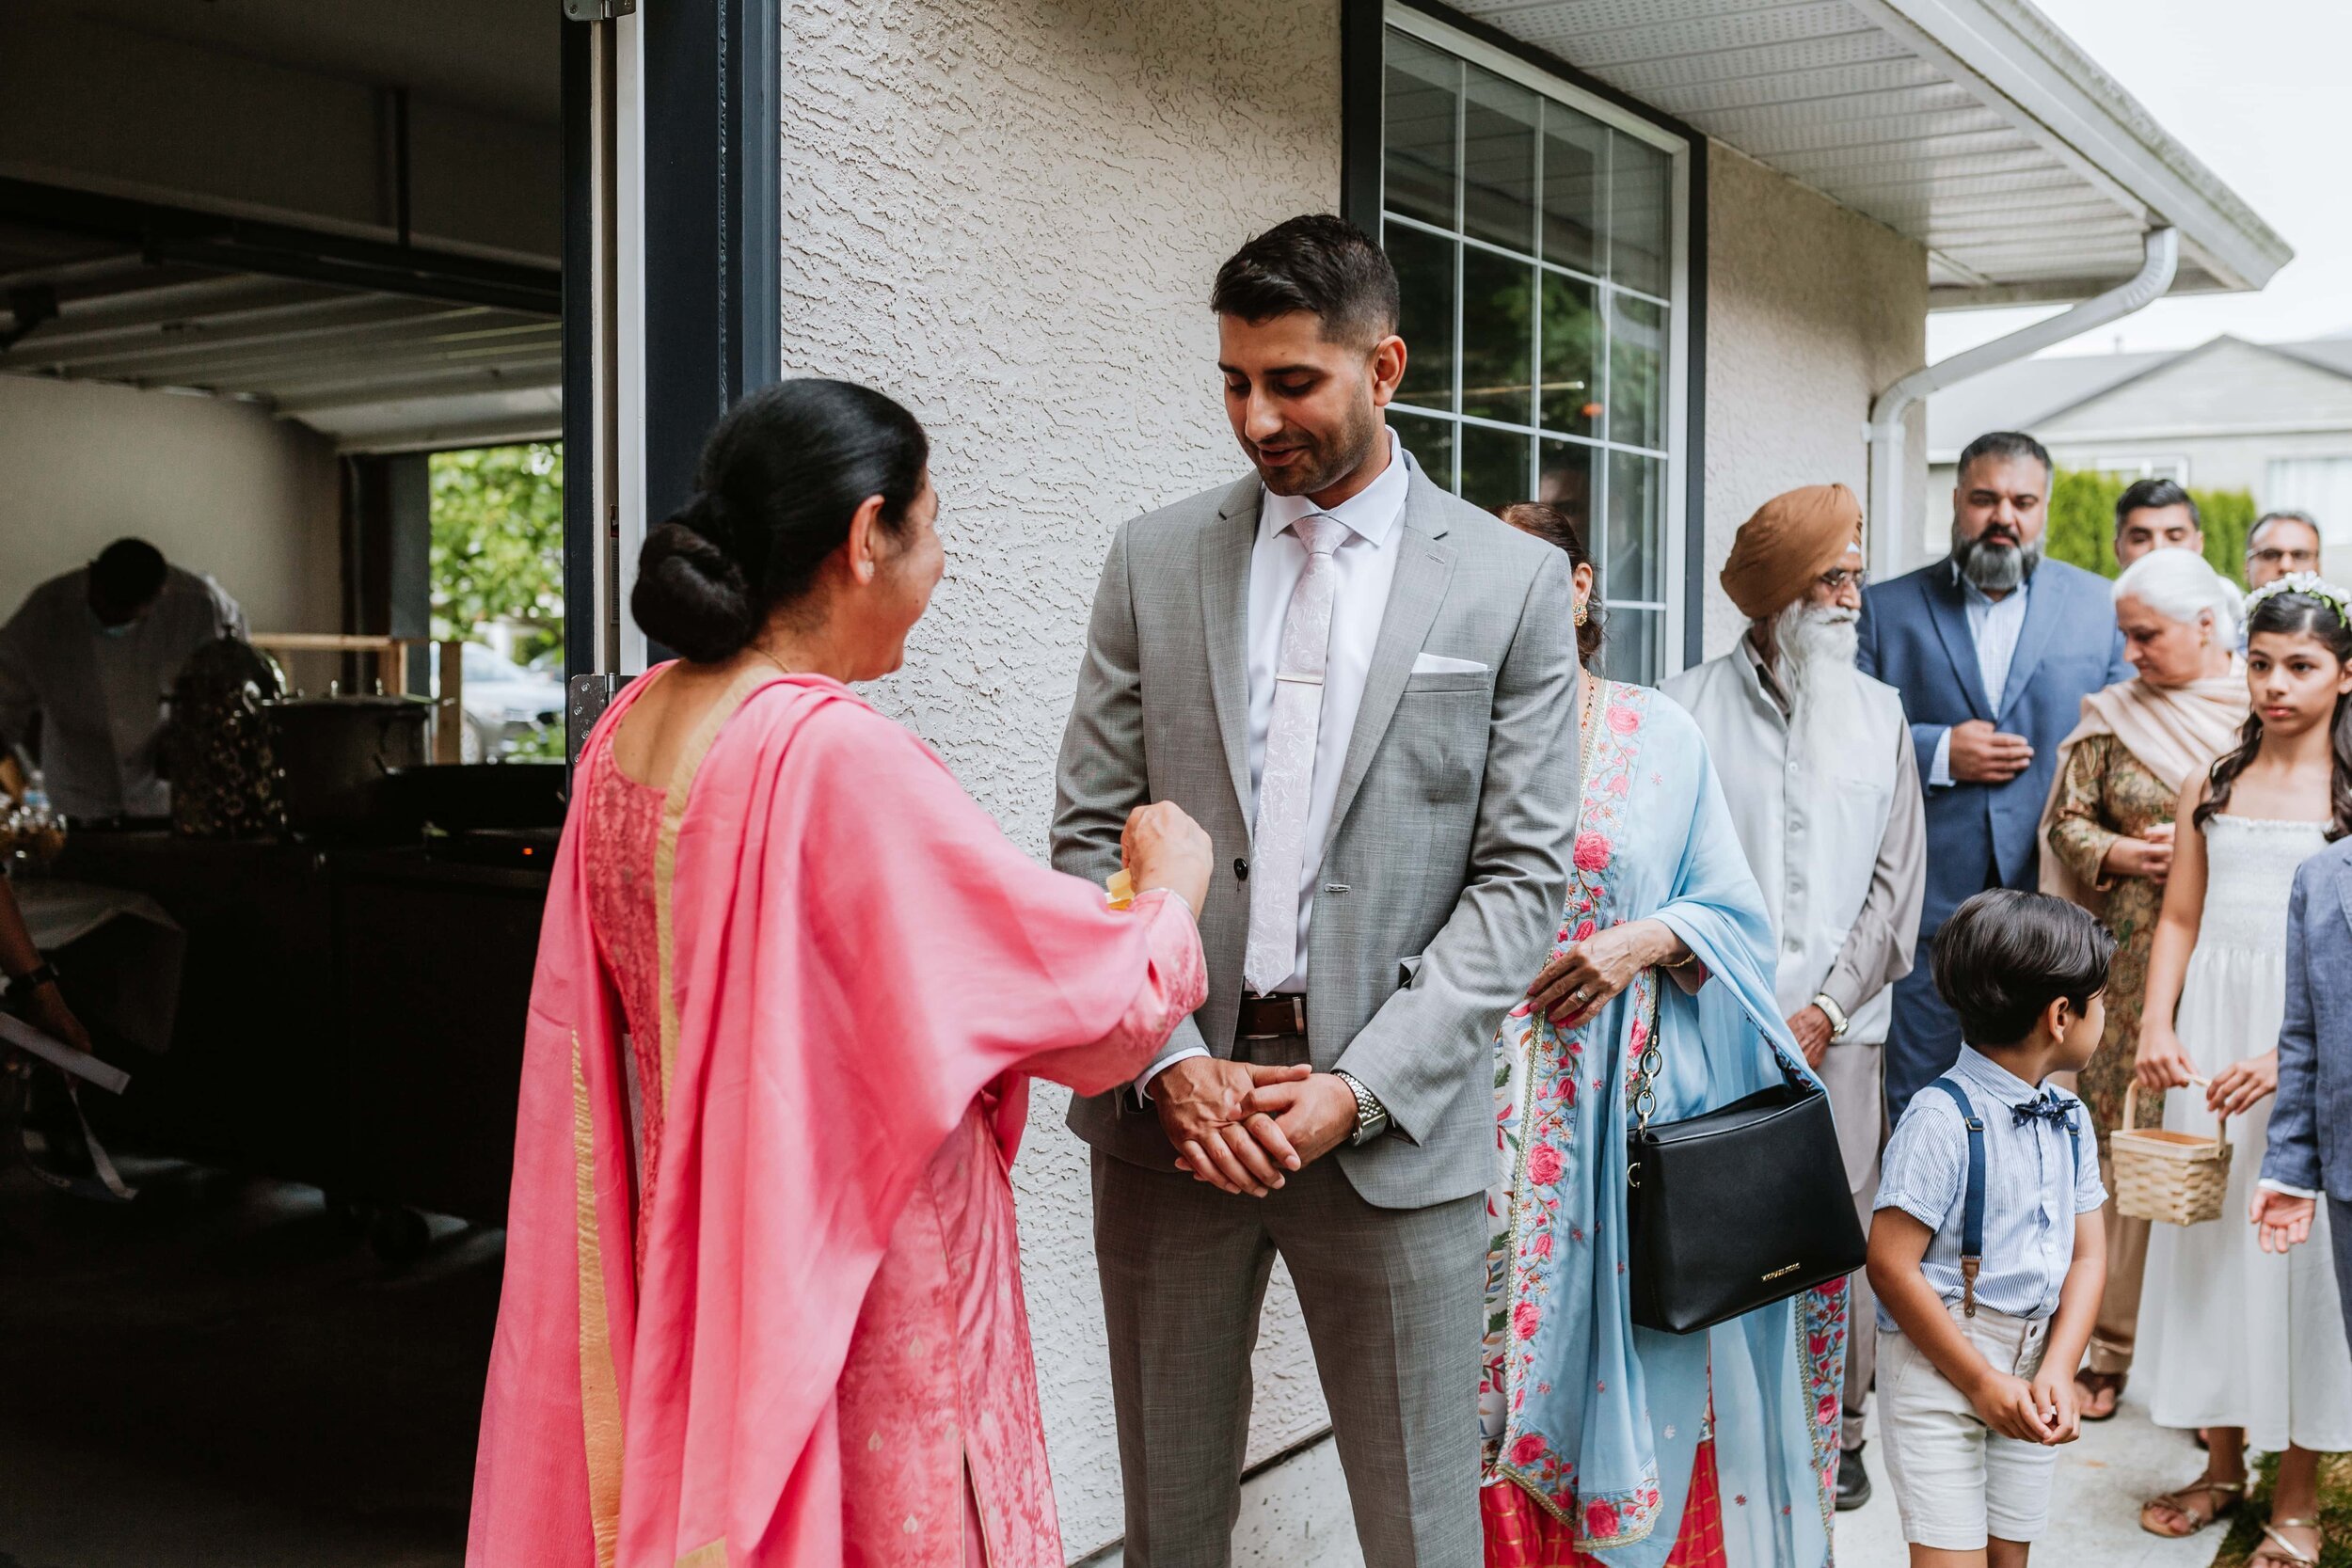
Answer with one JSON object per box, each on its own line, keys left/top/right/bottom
{"left": 1573, "top": 919, "right": 1597, "bottom": 942}
{"left": 1527, "top": 1144, "right": 1564, "bottom": 1186}
{"left": 1584, "top": 1499, "right": 1620, "bottom": 1539}
{"left": 1573, "top": 831, "right": 1613, "bottom": 872}
{"left": 1514, "top": 1301, "right": 1542, "bottom": 1340}
{"left": 1606, "top": 704, "right": 1639, "bottom": 735}
{"left": 1511, "top": 1433, "right": 1547, "bottom": 1467}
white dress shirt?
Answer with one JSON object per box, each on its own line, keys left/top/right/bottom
{"left": 1929, "top": 568, "right": 2031, "bottom": 789}
{"left": 1136, "top": 434, "right": 1411, "bottom": 1094}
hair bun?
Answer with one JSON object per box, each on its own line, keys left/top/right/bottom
{"left": 631, "top": 514, "right": 757, "bottom": 662}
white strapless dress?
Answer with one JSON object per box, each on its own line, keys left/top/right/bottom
{"left": 2139, "top": 816, "right": 2352, "bottom": 1449}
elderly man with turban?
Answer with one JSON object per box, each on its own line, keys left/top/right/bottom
{"left": 1662, "top": 483, "right": 1925, "bottom": 1513}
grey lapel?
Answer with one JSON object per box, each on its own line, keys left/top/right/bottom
{"left": 1200, "top": 474, "right": 1263, "bottom": 834}
{"left": 1319, "top": 468, "right": 1459, "bottom": 861}
{"left": 1925, "top": 564, "right": 1994, "bottom": 722}
{"left": 2336, "top": 853, "right": 2352, "bottom": 947}
{"left": 1996, "top": 567, "right": 2067, "bottom": 721}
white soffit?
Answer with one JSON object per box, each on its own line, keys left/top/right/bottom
{"left": 1444, "top": 0, "right": 2291, "bottom": 308}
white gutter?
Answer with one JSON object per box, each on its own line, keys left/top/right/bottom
{"left": 1865, "top": 226, "right": 2178, "bottom": 579}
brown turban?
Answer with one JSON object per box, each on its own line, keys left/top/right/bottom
{"left": 1719, "top": 483, "right": 1865, "bottom": 620}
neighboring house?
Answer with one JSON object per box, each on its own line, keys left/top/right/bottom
{"left": 1927, "top": 333, "right": 2352, "bottom": 562}
{"left": 0, "top": 0, "right": 2291, "bottom": 1562}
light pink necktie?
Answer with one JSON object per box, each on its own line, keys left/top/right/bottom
{"left": 1245, "top": 515, "right": 1345, "bottom": 993}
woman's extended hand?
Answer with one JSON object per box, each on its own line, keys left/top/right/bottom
{"left": 1122, "top": 802, "right": 1212, "bottom": 917}
{"left": 2103, "top": 823, "right": 2175, "bottom": 883}
{"left": 2207, "top": 1050, "right": 2278, "bottom": 1117}
{"left": 2251, "top": 1188, "right": 2316, "bottom": 1254}
{"left": 1518, "top": 918, "right": 1674, "bottom": 1030}
{"left": 2135, "top": 1022, "right": 2196, "bottom": 1092}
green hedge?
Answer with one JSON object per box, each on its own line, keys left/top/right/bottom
{"left": 2043, "top": 467, "right": 2256, "bottom": 584}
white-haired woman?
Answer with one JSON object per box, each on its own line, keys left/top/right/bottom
{"left": 2039, "top": 546, "right": 2249, "bottom": 1421}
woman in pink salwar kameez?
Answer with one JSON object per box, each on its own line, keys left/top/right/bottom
{"left": 468, "top": 381, "right": 1217, "bottom": 1568}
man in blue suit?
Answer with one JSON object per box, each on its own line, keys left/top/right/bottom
{"left": 1858, "top": 430, "right": 2132, "bottom": 1115}
{"left": 2251, "top": 838, "right": 2352, "bottom": 1354}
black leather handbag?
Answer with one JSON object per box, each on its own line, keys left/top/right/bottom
{"left": 1624, "top": 983, "right": 1867, "bottom": 1335}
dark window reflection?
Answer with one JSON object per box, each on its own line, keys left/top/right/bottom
{"left": 1388, "top": 223, "right": 1455, "bottom": 413}
{"left": 1459, "top": 247, "right": 1534, "bottom": 426}
{"left": 1386, "top": 34, "right": 1458, "bottom": 230}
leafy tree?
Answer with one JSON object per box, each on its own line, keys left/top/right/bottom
{"left": 2043, "top": 467, "right": 2255, "bottom": 584}
{"left": 428, "top": 443, "right": 564, "bottom": 662}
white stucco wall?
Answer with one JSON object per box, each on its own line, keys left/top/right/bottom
{"left": 772, "top": 0, "right": 1342, "bottom": 1554}
{"left": 1701, "top": 144, "right": 1927, "bottom": 655}
{"left": 0, "top": 376, "right": 342, "bottom": 637}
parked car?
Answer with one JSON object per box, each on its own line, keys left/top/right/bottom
{"left": 457, "top": 641, "right": 563, "bottom": 761}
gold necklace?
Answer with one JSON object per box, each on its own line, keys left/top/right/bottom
{"left": 750, "top": 644, "right": 796, "bottom": 677}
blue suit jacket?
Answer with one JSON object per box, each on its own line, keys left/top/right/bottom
{"left": 2259, "top": 839, "right": 2352, "bottom": 1202}
{"left": 1858, "top": 558, "right": 2132, "bottom": 932}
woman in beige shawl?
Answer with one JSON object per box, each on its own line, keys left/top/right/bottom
{"left": 2041, "top": 546, "right": 2249, "bottom": 1419}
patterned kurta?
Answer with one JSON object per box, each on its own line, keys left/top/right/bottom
{"left": 580, "top": 729, "right": 1205, "bottom": 1568}
{"left": 2044, "top": 732, "right": 2172, "bottom": 1153}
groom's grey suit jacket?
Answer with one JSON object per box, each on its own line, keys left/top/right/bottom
{"left": 1053, "top": 463, "right": 1582, "bottom": 1210}
{"left": 2259, "top": 837, "right": 2352, "bottom": 1202}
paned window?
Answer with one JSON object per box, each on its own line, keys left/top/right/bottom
{"left": 1378, "top": 14, "right": 1686, "bottom": 679}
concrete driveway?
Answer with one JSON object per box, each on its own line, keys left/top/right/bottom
{"left": 1836, "top": 1378, "right": 2224, "bottom": 1566}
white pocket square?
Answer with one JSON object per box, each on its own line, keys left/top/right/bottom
{"left": 1410, "top": 653, "right": 1488, "bottom": 675}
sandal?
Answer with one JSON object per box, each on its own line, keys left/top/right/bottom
{"left": 2138, "top": 1475, "right": 2245, "bottom": 1538}
{"left": 2074, "top": 1370, "right": 2125, "bottom": 1421}
{"left": 2250, "top": 1516, "right": 2324, "bottom": 1567}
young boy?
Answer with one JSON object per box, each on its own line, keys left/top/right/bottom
{"left": 1867, "top": 889, "right": 2111, "bottom": 1567}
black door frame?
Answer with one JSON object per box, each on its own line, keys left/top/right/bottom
{"left": 560, "top": 0, "right": 781, "bottom": 688}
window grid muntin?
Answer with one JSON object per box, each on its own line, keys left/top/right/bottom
{"left": 1378, "top": 19, "right": 1678, "bottom": 677}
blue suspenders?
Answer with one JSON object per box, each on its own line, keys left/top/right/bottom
{"left": 1927, "top": 1076, "right": 2080, "bottom": 1319}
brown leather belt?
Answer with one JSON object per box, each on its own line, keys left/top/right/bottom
{"left": 1236, "top": 992, "right": 1307, "bottom": 1039}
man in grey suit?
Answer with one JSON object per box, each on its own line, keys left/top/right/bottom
{"left": 2251, "top": 836, "right": 2352, "bottom": 1353}
{"left": 1052, "top": 214, "right": 1582, "bottom": 1567}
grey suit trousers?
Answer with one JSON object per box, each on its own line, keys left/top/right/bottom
{"left": 1092, "top": 1145, "right": 1486, "bottom": 1568}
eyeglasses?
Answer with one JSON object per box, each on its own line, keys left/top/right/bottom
{"left": 2249, "top": 546, "right": 2321, "bottom": 569}
{"left": 1818, "top": 567, "right": 1868, "bottom": 592}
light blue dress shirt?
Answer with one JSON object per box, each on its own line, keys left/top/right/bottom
{"left": 1873, "top": 1044, "right": 2105, "bottom": 1327}
{"left": 1927, "top": 570, "right": 2031, "bottom": 788}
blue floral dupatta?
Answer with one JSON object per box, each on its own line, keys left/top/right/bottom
{"left": 1480, "top": 683, "right": 1845, "bottom": 1567}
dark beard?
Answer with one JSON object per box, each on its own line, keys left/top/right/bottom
{"left": 1951, "top": 521, "right": 2041, "bottom": 593}
{"left": 1256, "top": 401, "right": 1384, "bottom": 498}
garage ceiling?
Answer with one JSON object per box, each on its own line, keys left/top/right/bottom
{"left": 0, "top": 190, "right": 560, "bottom": 452}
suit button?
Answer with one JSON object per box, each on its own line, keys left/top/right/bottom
{"left": 1234, "top": 858, "right": 1249, "bottom": 881}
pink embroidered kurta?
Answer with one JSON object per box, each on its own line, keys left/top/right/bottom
{"left": 471, "top": 669, "right": 1206, "bottom": 1568}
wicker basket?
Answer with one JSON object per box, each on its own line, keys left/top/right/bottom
{"left": 2111, "top": 1083, "right": 2232, "bottom": 1226}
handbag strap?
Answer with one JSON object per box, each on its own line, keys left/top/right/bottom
{"left": 1928, "top": 1078, "right": 1985, "bottom": 1318}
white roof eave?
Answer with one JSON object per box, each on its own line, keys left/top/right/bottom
{"left": 1856, "top": 0, "right": 2290, "bottom": 305}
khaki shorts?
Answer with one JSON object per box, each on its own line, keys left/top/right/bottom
{"left": 1878, "top": 1300, "right": 2056, "bottom": 1548}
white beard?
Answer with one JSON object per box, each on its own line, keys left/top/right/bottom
{"left": 1774, "top": 601, "right": 1865, "bottom": 766}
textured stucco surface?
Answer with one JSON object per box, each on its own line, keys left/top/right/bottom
{"left": 774, "top": 0, "right": 1342, "bottom": 1554}
{"left": 1702, "top": 144, "right": 1927, "bottom": 656}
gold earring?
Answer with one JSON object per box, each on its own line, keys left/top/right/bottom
{"left": 1574, "top": 599, "right": 1589, "bottom": 626}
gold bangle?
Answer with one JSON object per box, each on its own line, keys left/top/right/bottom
{"left": 1660, "top": 944, "right": 1696, "bottom": 970}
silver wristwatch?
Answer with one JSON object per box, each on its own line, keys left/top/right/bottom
{"left": 1334, "top": 1070, "right": 1391, "bottom": 1146}
{"left": 1812, "top": 991, "right": 1851, "bottom": 1041}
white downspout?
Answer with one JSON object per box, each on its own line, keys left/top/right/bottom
{"left": 1865, "top": 226, "right": 2179, "bottom": 579}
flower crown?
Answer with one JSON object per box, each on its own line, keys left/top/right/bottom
{"left": 2242, "top": 570, "right": 2352, "bottom": 627}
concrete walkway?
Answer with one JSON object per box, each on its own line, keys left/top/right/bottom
{"left": 1836, "top": 1376, "right": 2223, "bottom": 1566}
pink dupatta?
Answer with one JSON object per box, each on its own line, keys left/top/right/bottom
{"left": 469, "top": 669, "right": 1177, "bottom": 1567}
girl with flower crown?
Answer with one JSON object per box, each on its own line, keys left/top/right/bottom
{"left": 2132, "top": 574, "right": 2352, "bottom": 1568}
{"left": 1475, "top": 505, "right": 1843, "bottom": 1568}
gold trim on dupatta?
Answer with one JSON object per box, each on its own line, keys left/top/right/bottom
{"left": 675, "top": 1543, "right": 729, "bottom": 1567}
{"left": 653, "top": 663, "right": 782, "bottom": 1107}
{"left": 574, "top": 1032, "right": 625, "bottom": 1568}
